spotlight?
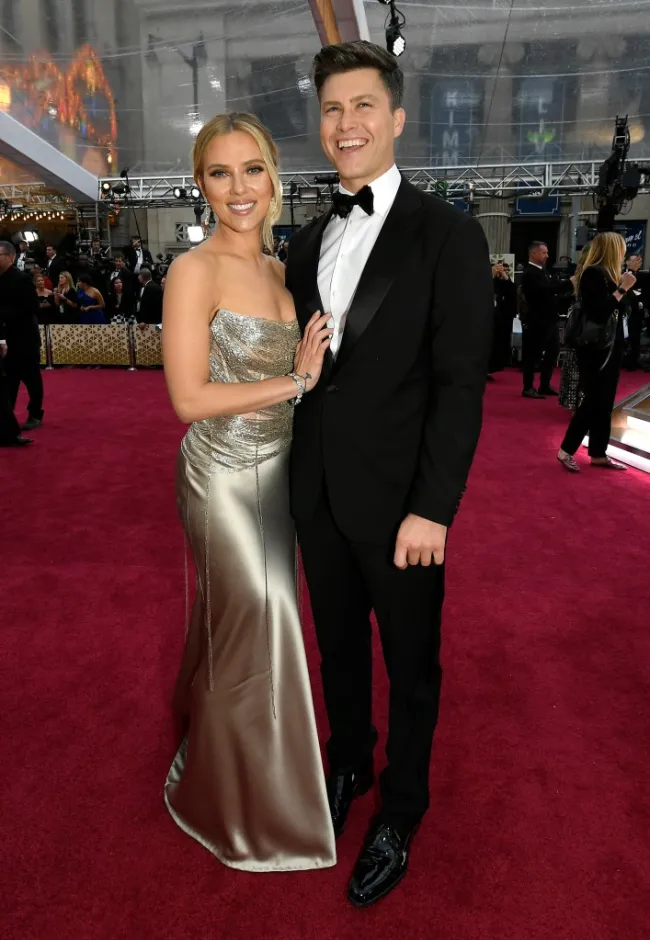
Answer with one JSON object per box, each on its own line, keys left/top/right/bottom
{"left": 112, "top": 181, "right": 130, "bottom": 196}
{"left": 187, "top": 225, "right": 204, "bottom": 244}
{"left": 23, "top": 230, "right": 38, "bottom": 243}
{"left": 384, "top": 2, "right": 406, "bottom": 57}
{"left": 190, "top": 185, "right": 201, "bottom": 200}
{"left": 173, "top": 186, "right": 187, "bottom": 199}
{"left": 101, "top": 181, "right": 112, "bottom": 194}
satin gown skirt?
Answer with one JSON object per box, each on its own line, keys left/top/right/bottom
{"left": 165, "top": 439, "right": 336, "bottom": 872}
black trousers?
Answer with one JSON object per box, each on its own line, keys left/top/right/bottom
{"left": 561, "top": 345, "right": 623, "bottom": 458}
{"left": 0, "top": 354, "right": 21, "bottom": 443}
{"left": 4, "top": 346, "right": 44, "bottom": 419}
{"left": 297, "top": 492, "right": 444, "bottom": 830}
{"left": 522, "top": 318, "right": 559, "bottom": 391}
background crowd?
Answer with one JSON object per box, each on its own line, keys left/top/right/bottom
{"left": 1, "top": 223, "right": 649, "bottom": 454}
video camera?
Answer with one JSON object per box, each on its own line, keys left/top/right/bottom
{"left": 596, "top": 116, "right": 650, "bottom": 230}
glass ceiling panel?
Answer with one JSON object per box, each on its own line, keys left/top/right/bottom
{"left": 364, "top": 0, "right": 650, "bottom": 167}
{"left": 1, "top": 0, "right": 648, "bottom": 181}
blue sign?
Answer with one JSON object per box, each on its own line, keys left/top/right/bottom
{"left": 449, "top": 198, "right": 472, "bottom": 215}
{"left": 515, "top": 196, "right": 561, "bottom": 216}
{"left": 615, "top": 220, "right": 646, "bottom": 259}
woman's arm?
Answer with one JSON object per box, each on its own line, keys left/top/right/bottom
{"left": 162, "top": 253, "right": 299, "bottom": 424}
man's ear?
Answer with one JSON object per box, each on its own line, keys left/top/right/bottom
{"left": 393, "top": 108, "right": 406, "bottom": 140}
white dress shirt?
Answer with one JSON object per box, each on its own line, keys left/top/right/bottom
{"left": 318, "top": 164, "right": 401, "bottom": 356}
{"left": 133, "top": 248, "right": 144, "bottom": 274}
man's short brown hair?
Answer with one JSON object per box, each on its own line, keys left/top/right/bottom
{"left": 313, "top": 40, "right": 404, "bottom": 112}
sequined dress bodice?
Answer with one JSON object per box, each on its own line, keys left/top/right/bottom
{"left": 182, "top": 308, "right": 300, "bottom": 471}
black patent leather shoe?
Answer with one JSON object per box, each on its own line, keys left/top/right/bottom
{"left": 539, "top": 385, "right": 559, "bottom": 396}
{"left": 0, "top": 435, "right": 34, "bottom": 447}
{"left": 326, "top": 761, "right": 374, "bottom": 838}
{"left": 348, "top": 820, "right": 416, "bottom": 908}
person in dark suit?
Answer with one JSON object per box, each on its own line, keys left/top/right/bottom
{"left": 0, "top": 241, "right": 44, "bottom": 432}
{"left": 108, "top": 253, "right": 137, "bottom": 298}
{"left": 623, "top": 253, "right": 648, "bottom": 369}
{"left": 14, "top": 240, "right": 34, "bottom": 273}
{"left": 43, "top": 245, "right": 67, "bottom": 288}
{"left": 490, "top": 259, "right": 517, "bottom": 376}
{"left": 124, "top": 236, "right": 154, "bottom": 275}
{"left": 520, "top": 241, "right": 562, "bottom": 398}
{"left": 285, "top": 41, "right": 493, "bottom": 907}
{"left": 136, "top": 268, "right": 163, "bottom": 325}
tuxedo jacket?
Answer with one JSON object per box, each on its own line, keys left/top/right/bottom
{"left": 521, "top": 262, "right": 558, "bottom": 323}
{"left": 0, "top": 267, "right": 41, "bottom": 350}
{"left": 138, "top": 281, "right": 163, "bottom": 324}
{"left": 124, "top": 246, "right": 154, "bottom": 273}
{"left": 286, "top": 179, "right": 493, "bottom": 542}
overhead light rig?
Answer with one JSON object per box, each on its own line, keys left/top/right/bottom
{"left": 97, "top": 160, "right": 650, "bottom": 207}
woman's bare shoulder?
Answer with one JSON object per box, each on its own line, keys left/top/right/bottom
{"left": 168, "top": 245, "right": 219, "bottom": 277}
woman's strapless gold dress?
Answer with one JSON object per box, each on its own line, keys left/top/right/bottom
{"left": 164, "top": 308, "right": 336, "bottom": 872}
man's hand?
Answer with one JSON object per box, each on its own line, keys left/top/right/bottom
{"left": 394, "top": 514, "right": 447, "bottom": 569}
{"left": 0, "top": 342, "right": 7, "bottom": 358}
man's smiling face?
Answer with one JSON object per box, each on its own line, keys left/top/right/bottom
{"left": 319, "top": 68, "right": 405, "bottom": 193}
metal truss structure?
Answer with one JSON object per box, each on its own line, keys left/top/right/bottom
{"left": 97, "top": 160, "right": 650, "bottom": 207}
{"left": 0, "top": 181, "right": 78, "bottom": 211}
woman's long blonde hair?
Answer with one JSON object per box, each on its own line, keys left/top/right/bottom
{"left": 192, "top": 112, "right": 282, "bottom": 253}
{"left": 574, "top": 231, "right": 626, "bottom": 295}
{"left": 58, "top": 271, "right": 75, "bottom": 293}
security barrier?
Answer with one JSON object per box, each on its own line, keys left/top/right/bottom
{"left": 38, "top": 323, "right": 163, "bottom": 369}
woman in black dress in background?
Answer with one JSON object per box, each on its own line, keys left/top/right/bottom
{"left": 107, "top": 277, "right": 135, "bottom": 322}
{"left": 52, "top": 272, "right": 80, "bottom": 323}
{"left": 557, "top": 232, "right": 636, "bottom": 473}
{"left": 34, "top": 274, "right": 56, "bottom": 324}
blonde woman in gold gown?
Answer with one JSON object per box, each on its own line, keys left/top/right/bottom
{"left": 162, "top": 113, "right": 335, "bottom": 872}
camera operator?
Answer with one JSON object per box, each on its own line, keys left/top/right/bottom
{"left": 89, "top": 236, "right": 111, "bottom": 264}
{"left": 153, "top": 253, "right": 173, "bottom": 280}
{"left": 490, "top": 260, "right": 517, "bottom": 377}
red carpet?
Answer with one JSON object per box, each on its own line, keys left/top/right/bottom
{"left": 2, "top": 367, "right": 650, "bottom": 940}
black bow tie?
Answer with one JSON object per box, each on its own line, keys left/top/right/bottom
{"left": 331, "top": 185, "right": 374, "bottom": 219}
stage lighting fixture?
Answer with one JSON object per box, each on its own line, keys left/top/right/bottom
{"left": 173, "top": 186, "right": 187, "bottom": 199}
{"left": 112, "top": 181, "right": 130, "bottom": 196}
{"left": 23, "top": 231, "right": 37, "bottom": 243}
{"left": 383, "top": 1, "right": 406, "bottom": 57}
{"left": 101, "top": 181, "right": 112, "bottom": 194}
{"left": 191, "top": 185, "right": 201, "bottom": 200}
{"left": 187, "top": 225, "right": 204, "bottom": 244}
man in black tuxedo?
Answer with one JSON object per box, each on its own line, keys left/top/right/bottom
{"left": 286, "top": 42, "right": 493, "bottom": 907}
{"left": 44, "top": 245, "right": 67, "bottom": 287}
{"left": 109, "top": 253, "right": 137, "bottom": 297}
{"left": 136, "top": 268, "right": 163, "bottom": 325}
{"left": 0, "top": 241, "right": 44, "bottom": 432}
{"left": 520, "top": 241, "right": 561, "bottom": 398}
{"left": 124, "top": 236, "right": 154, "bottom": 276}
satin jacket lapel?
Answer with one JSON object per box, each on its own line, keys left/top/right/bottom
{"left": 293, "top": 208, "right": 335, "bottom": 377}
{"left": 334, "top": 181, "right": 422, "bottom": 372}
{"left": 297, "top": 208, "right": 333, "bottom": 328}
